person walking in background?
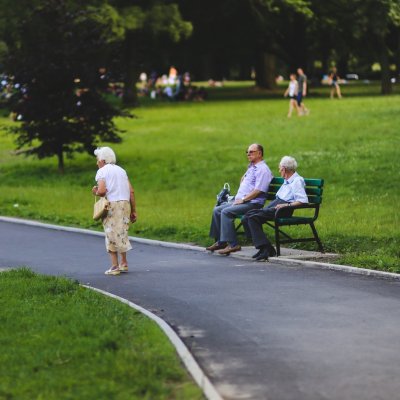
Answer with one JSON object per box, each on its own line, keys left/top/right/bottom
{"left": 284, "top": 73, "right": 299, "bottom": 117}
{"left": 92, "top": 147, "right": 137, "bottom": 275}
{"left": 297, "top": 68, "right": 310, "bottom": 116}
{"left": 168, "top": 65, "right": 178, "bottom": 84}
{"left": 329, "top": 67, "right": 342, "bottom": 99}
{"left": 242, "top": 156, "right": 308, "bottom": 261}
{"left": 206, "top": 144, "right": 273, "bottom": 255}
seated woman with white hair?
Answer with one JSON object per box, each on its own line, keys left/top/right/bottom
{"left": 242, "top": 156, "right": 308, "bottom": 261}
{"left": 92, "top": 146, "right": 137, "bottom": 275}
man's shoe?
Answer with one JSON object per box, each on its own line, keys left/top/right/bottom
{"left": 252, "top": 249, "right": 262, "bottom": 259}
{"left": 218, "top": 244, "right": 241, "bottom": 255}
{"left": 206, "top": 242, "right": 227, "bottom": 252}
{"left": 269, "top": 246, "right": 277, "bottom": 257}
{"left": 255, "top": 249, "right": 270, "bottom": 261}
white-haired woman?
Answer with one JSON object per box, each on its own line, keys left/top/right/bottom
{"left": 92, "top": 147, "right": 137, "bottom": 275}
{"left": 242, "top": 156, "right": 308, "bottom": 260}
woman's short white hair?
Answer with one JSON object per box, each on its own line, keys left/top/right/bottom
{"left": 279, "top": 156, "right": 298, "bottom": 171}
{"left": 94, "top": 147, "right": 116, "bottom": 164}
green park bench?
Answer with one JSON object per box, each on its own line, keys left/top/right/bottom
{"left": 236, "top": 177, "right": 324, "bottom": 256}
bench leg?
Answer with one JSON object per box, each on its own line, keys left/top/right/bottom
{"left": 310, "top": 222, "right": 324, "bottom": 253}
{"left": 274, "top": 224, "right": 281, "bottom": 256}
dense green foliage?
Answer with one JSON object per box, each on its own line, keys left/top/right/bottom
{"left": 1, "top": 0, "right": 399, "bottom": 93}
{"left": 106, "top": 0, "right": 192, "bottom": 104}
{"left": 0, "top": 82, "right": 399, "bottom": 272}
{"left": 0, "top": 268, "right": 203, "bottom": 399}
{"left": 174, "top": 0, "right": 400, "bottom": 93}
{"left": 0, "top": 0, "right": 192, "bottom": 168}
{"left": 3, "top": 0, "right": 124, "bottom": 172}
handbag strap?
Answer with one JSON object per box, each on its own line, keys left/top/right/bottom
{"left": 94, "top": 195, "right": 108, "bottom": 204}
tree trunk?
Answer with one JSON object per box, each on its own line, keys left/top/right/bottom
{"left": 255, "top": 52, "right": 276, "bottom": 89}
{"left": 123, "top": 31, "right": 139, "bottom": 106}
{"left": 239, "top": 62, "right": 251, "bottom": 80}
{"left": 396, "top": 30, "right": 400, "bottom": 78}
{"left": 337, "top": 56, "right": 348, "bottom": 78}
{"left": 202, "top": 54, "right": 216, "bottom": 80}
{"left": 380, "top": 40, "right": 392, "bottom": 95}
{"left": 57, "top": 149, "right": 64, "bottom": 174}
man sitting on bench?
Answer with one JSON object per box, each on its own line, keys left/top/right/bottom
{"left": 206, "top": 143, "right": 273, "bottom": 255}
{"left": 243, "top": 156, "right": 308, "bottom": 261}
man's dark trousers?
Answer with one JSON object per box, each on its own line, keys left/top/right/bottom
{"left": 243, "top": 199, "right": 293, "bottom": 249}
{"left": 209, "top": 201, "right": 263, "bottom": 243}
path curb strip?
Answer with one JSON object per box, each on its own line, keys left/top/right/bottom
{"left": 1, "top": 216, "right": 399, "bottom": 281}
{"left": 82, "top": 285, "right": 223, "bottom": 400}
{"left": 268, "top": 257, "right": 400, "bottom": 280}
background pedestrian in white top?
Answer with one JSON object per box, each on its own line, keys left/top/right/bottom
{"left": 284, "top": 73, "right": 299, "bottom": 118}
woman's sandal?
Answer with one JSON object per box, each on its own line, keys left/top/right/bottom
{"left": 119, "top": 264, "right": 128, "bottom": 273}
{"left": 105, "top": 266, "right": 120, "bottom": 275}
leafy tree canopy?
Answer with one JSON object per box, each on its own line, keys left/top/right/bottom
{"left": 4, "top": 0, "right": 125, "bottom": 172}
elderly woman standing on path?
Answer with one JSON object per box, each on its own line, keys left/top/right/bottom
{"left": 92, "top": 147, "right": 137, "bottom": 275}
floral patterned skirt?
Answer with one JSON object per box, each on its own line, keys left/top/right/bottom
{"left": 102, "top": 200, "right": 132, "bottom": 253}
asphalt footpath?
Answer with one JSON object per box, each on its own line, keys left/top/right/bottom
{"left": 1, "top": 218, "right": 400, "bottom": 400}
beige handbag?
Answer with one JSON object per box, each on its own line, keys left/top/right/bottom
{"left": 93, "top": 196, "right": 110, "bottom": 220}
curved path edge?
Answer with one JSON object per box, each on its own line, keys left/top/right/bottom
{"left": 1, "top": 215, "right": 398, "bottom": 280}
{"left": 82, "top": 285, "right": 222, "bottom": 400}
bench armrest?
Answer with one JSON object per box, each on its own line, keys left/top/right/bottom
{"left": 275, "top": 203, "right": 319, "bottom": 219}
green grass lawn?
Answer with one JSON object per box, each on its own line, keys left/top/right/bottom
{"left": 0, "top": 82, "right": 399, "bottom": 272}
{"left": 0, "top": 268, "right": 203, "bottom": 400}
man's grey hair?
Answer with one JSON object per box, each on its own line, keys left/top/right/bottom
{"left": 94, "top": 147, "right": 116, "bottom": 164}
{"left": 255, "top": 143, "right": 264, "bottom": 156}
{"left": 280, "top": 156, "right": 297, "bottom": 171}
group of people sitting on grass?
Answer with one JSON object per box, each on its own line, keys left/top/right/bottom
{"left": 138, "top": 71, "right": 208, "bottom": 102}
{"left": 206, "top": 144, "right": 308, "bottom": 261}
{"left": 160, "top": 79, "right": 208, "bottom": 102}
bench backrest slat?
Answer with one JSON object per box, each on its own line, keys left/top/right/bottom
{"left": 306, "top": 195, "right": 323, "bottom": 204}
